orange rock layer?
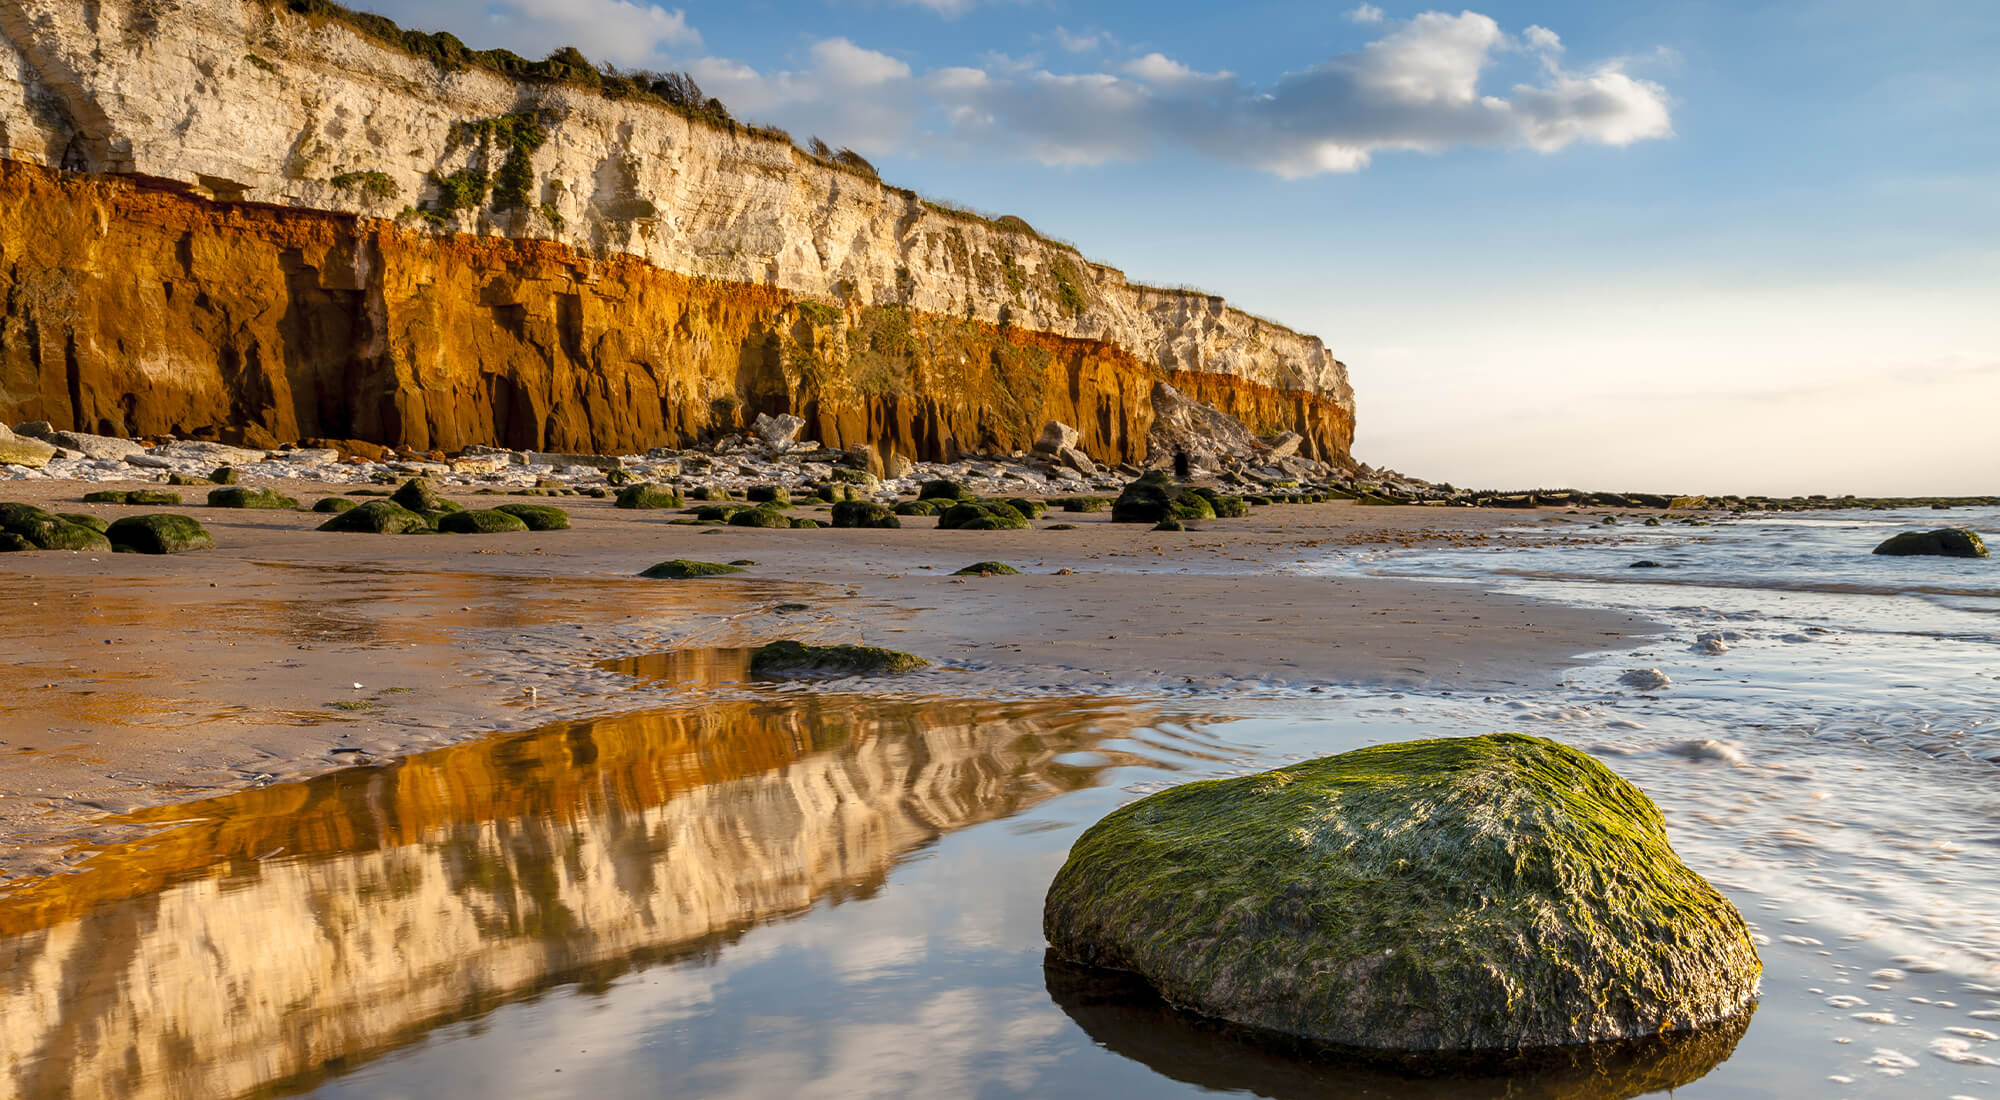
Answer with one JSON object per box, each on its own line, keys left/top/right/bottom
{"left": 0, "top": 162, "right": 1352, "bottom": 464}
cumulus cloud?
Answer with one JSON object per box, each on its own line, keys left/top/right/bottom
{"left": 1347, "top": 4, "right": 1386, "bottom": 24}
{"left": 1050, "top": 27, "right": 1105, "bottom": 54}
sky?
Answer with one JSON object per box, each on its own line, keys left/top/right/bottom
{"left": 354, "top": 0, "right": 1998, "bottom": 496}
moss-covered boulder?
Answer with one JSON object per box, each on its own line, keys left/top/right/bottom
{"left": 1005, "top": 497, "right": 1049, "bottom": 519}
{"left": 209, "top": 466, "right": 241, "bottom": 485}
{"left": 55, "top": 513, "right": 109, "bottom": 534}
{"left": 918, "top": 479, "right": 971, "bottom": 501}
{"left": 1872, "top": 527, "right": 1988, "bottom": 558}
{"left": 207, "top": 486, "right": 299, "bottom": 509}
{"left": 1044, "top": 733, "right": 1760, "bottom": 1052}
{"left": 953, "top": 561, "right": 1020, "bottom": 576}
{"left": 728, "top": 505, "right": 792, "bottom": 528}
{"left": 1152, "top": 517, "right": 1188, "bottom": 532}
{"left": 789, "top": 517, "right": 824, "bottom": 529}
{"left": 749, "top": 640, "right": 929, "bottom": 677}
{"left": 831, "top": 500, "right": 901, "bottom": 528}
{"left": 317, "top": 500, "right": 433, "bottom": 534}
{"left": 387, "top": 478, "right": 462, "bottom": 517}
{"left": 83, "top": 489, "right": 184, "bottom": 506}
{"left": 615, "top": 482, "right": 684, "bottom": 509}
{"left": 81, "top": 490, "right": 130, "bottom": 504}
{"left": 0, "top": 531, "right": 31, "bottom": 551}
{"left": 166, "top": 472, "right": 207, "bottom": 486}
{"left": 1113, "top": 472, "right": 1217, "bottom": 524}
{"left": 107, "top": 513, "right": 214, "bottom": 554}
{"left": 894, "top": 499, "right": 942, "bottom": 517}
{"left": 937, "top": 500, "right": 1030, "bottom": 531}
{"left": 745, "top": 484, "right": 791, "bottom": 505}
{"left": 640, "top": 559, "right": 744, "bottom": 579}
{"left": 1192, "top": 488, "right": 1252, "bottom": 518}
{"left": 437, "top": 508, "right": 530, "bottom": 534}
{"left": 0, "top": 503, "right": 113, "bottom": 551}
{"left": 312, "top": 497, "right": 357, "bottom": 514}
{"left": 691, "top": 503, "right": 752, "bottom": 522}
{"left": 494, "top": 503, "right": 571, "bottom": 530}
{"left": 1056, "top": 496, "right": 1111, "bottom": 513}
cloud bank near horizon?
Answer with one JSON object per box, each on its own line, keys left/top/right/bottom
{"left": 362, "top": 1, "right": 1673, "bottom": 178}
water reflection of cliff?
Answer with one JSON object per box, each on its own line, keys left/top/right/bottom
{"left": 0, "top": 693, "right": 1137, "bottom": 1100}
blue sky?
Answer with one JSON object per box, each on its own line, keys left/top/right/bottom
{"left": 357, "top": 0, "right": 1998, "bottom": 495}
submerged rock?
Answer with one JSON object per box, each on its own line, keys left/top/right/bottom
{"left": 107, "top": 514, "right": 214, "bottom": 554}
{"left": 1113, "top": 471, "right": 1216, "bottom": 524}
{"left": 1872, "top": 528, "right": 1988, "bottom": 558}
{"left": 1044, "top": 733, "right": 1760, "bottom": 1052}
{"left": 493, "top": 503, "right": 571, "bottom": 530}
{"left": 317, "top": 500, "right": 433, "bottom": 534}
{"left": 749, "top": 640, "right": 929, "bottom": 677}
{"left": 638, "top": 559, "right": 743, "bottom": 579}
{"left": 1620, "top": 668, "right": 1673, "bottom": 690}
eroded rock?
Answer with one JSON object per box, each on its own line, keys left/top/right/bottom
{"left": 1872, "top": 528, "right": 1989, "bottom": 558}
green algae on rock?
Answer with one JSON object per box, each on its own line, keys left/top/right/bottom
{"left": 615, "top": 483, "right": 685, "bottom": 509}
{"left": 54, "top": 513, "right": 109, "bottom": 534}
{"left": 389, "top": 478, "right": 463, "bottom": 517}
{"left": 1872, "top": 528, "right": 1989, "bottom": 558}
{"left": 728, "top": 505, "right": 792, "bottom": 528}
{"left": 745, "top": 485, "right": 791, "bottom": 505}
{"left": 107, "top": 513, "right": 214, "bottom": 554}
{"left": 918, "top": 479, "right": 971, "bottom": 502}
{"left": 937, "top": 500, "right": 1030, "bottom": 531}
{"left": 1043, "top": 733, "right": 1761, "bottom": 1053}
{"left": 207, "top": 486, "right": 300, "bottom": 509}
{"left": 493, "top": 503, "right": 571, "bottom": 530}
{"left": 0, "top": 502, "right": 112, "bottom": 551}
{"left": 317, "top": 500, "right": 434, "bottom": 534}
{"left": 749, "top": 640, "right": 928, "bottom": 677}
{"left": 831, "top": 500, "right": 901, "bottom": 528}
{"left": 639, "top": 559, "right": 743, "bottom": 579}
{"left": 312, "top": 497, "right": 358, "bottom": 514}
{"left": 437, "top": 508, "right": 530, "bottom": 534}
{"left": 894, "top": 499, "right": 942, "bottom": 517}
{"left": 953, "top": 561, "right": 1020, "bottom": 576}
{"left": 1112, "top": 472, "right": 1216, "bottom": 524}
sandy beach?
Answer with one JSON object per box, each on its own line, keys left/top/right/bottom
{"left": 0, "top": 480, "right": 1650, "bottom": 878}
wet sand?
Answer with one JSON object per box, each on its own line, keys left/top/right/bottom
{"left": 0, "top": 479, "right": 1652, "bottom": 876}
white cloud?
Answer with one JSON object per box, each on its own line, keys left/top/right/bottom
{"left": 1120, "top": 53, "right": 1233, "bottom": 88}
{"left": 1347, "top": 4, "right": 1385, "bottom": 24}
{"left": 1051, "top": 27, "right": 1103, "bottom": 54}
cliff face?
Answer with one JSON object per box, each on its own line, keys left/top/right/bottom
{"left": 0, "top": 0, "right": 1353, "bottom": 462}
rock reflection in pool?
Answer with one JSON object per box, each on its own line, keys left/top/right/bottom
{"left": 1043, "top": 956, "right": 1751, "bottom": 1099}
{"left": 0, "top": 693, "right": 1136, "bottom": 1100}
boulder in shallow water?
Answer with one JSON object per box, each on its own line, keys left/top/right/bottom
{"left": 749, "top": 640, "right": 928, "bottom": 677}
{"left": 1043, "top": 733, "right": 1760, "bottom": 1052}
{"left": 1620, "top": 668, "right": 1672, "bottom": 690}
{"left": 639, "top": 559, "right": 742, "bottom": 579}
{"left": 107, "top": 514, "right": 214, "bottom": 554}
{"left": 1872, "top": 528, "right": 1988, "bottom": 558}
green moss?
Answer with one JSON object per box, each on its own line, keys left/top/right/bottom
{"left": 317, "top": 499, "right": 433, "bottom": 534}
{"left": 1047, "top": 523, "right": 1076, "bottom": 530}
{"left": 0, "top": 532, "right": 31, "bottom": 552}
{"left": 745, "top": 485, "right": 791, "bottom": 506}
{"left": 437, "top": 508, "right": 530, "bottom": 533}
{"left": 749, "top": 640, "right": 928, "bottom": 677}
{"left": 1153, "top": 518, "right": 1187, "bottom": 532}
{"left": 830, "top": 501, "right": 900, "bottom": 528}
{"left": 1192, "top": 488, "right": 1251, "bottom": 518}
{"left": 1873, "top": 528, "right": 1988, "bottom": 558}
{"left": 894, "top": 499, "right": 942, "bottom": 517}
{"left": 937, "top": 501, "right": 1030, "bottom": 531}
{"left": 167, "top": 473, "right": 207, "bottom": 486}
{"left": 1112, "top": 472, "right": 1215, "bottom": 524}
{"left": 0, "top": 504, "right": 113, "bottom": 550}
{"left": 312, "top": 497, "right": 358, "bottom": 514}
{"left": 82, "top": 490, "right": 130, "bottom": 504}
{"left": 493, "top": 503, "right": 571, "bottom": 530}
{"left": 691, "top": 503, "right": 752, "bottom": 522}
{"left": 953, "top": 561, "right": 1020, "bottom": 576}
{"left": 1005, "top": 497, "right": 1049, "bottom": 519}
{"left": 1044, "top": 733, "right": 1761, "bottom": 1052}
{"left": 615, "top": 483, "right": 684, "bottom": 509}
{"left": 207, "top": 486, "right": 300, "bottom": 509}
{"left": 390, "top": 478, "right": 463, "bottom": 517}
{"left": 210, "top": 467, "right": 241, "bottom": 485}
{"left": 639, "top": 559, "right": 743, "bottom": 579}
{"left": 107, "top": 514, "right": 214, "bottom": 554}
{"left": 1054, "top": 496, "right": 1111, "bottom": 513}
{"left": 918, "top": 479, "right": 971, "bottom": 501}
{"left": 789, "top": 517, "right": 825, "bottom": 528}
{"left": 1048, "top": 255, "right": 1090, "bottom": 316}
{"left": 728, "top": 505, "right": 791, "bottom": 528}
{"left": 54, "top": 513, "right": 108, "bottom": 534}
{"left": 331, "top": 170, "right": 398, "bottom": 200}
{"left": 245, "top": 52, "right": 279, "bottom": 72}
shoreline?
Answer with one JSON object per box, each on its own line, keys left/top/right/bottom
{"left": 0, "top": 479, "right": 1658, "bottom": 881}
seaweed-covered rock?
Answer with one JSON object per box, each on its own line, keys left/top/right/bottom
{"left": 312, "top": 497, "right": 358, "bottom": 514}
{"left": 616, "top": 483, "right": 685, "bottom": 509}
{"left": 1006, "top": 497, "right": 1049, "bottom": 520}
{"left": 745, "top": 485, "right": 791, "bottom": 505}
{"left": 692, "top": 503, "right": 752, "bottom": 522}
{"left": 437, "top": 509, "right": 530, "bottom": 534}
{"left": 639, "top": 559, "right": 744, "bottom": 579}
{"left": 494, "top": 503, "right": 571, "bottom": 531}
{"left": 831, "top": 501, "right": 901, "bottom": 529}
{"left": 728, "top": 505, "right": 792, "bottom": 528}
{"left": 55, "top": 513, "right": 109, "bottom": 534}
{"left": 1112, "top": 472, "right": 1216, "bottom": 524}
{"left": 107, "top": 514, "right": 215, "bottom": 554}
{"left": 207, "top": 486, "right": 299, "bottom": 509}
{"left": 131, "top": 490, "right": 183, "bottom": 506}
{"left": 167, "top": 472, "right": 207, "bottom": 486}
{"left": 1044, "top": 733, "right": 1760, "bottom": 1052}
{"left": 1192, "top": 488, "right": 1251, "bottom": 518}
{"left": 209, "top": 466, "right": 241, "bottom": 485}
{"left": 894, "top": 499, "right": 942, "bottom": 517}
{"left": 749, "top": 640, "right": 929, "bottom": 676}
{"left": 0, "top": 503, "right": 112, "bottom": 551}
{"left": 1153, "top": 518, "right": 1188, "bottom": 532}
{"left": 789, "top": 517, "right": 825, "bottom": 529}
{"left": 938, "top": 501, "right": 1030, "bottom": 531}
{"left": 918, "top": 479, "right": 971, "bottom": 501}
{"left": 953, "top": 561, "right": 1020, "bottom": 576}
{"left": 1056, "top": 496, "right": 1111, "bottom": 513}
{"left": 317, "top": 500, "right": 434, "bottom": 534}
{"left": 390, "top": 478, "right": 463, "bottom": 516}
{"left": 0, "top": 532, "right": 31, "bottom": 551}
{"left": 1872, "top": 528, "right": 1989, "bottom": 558}
{"left": 81, "top": 490, "right": 130, "bottom": 504}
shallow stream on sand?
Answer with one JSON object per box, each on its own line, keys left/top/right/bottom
{"left": 3, "top": 508, "right": 1997, "bottom": 1097}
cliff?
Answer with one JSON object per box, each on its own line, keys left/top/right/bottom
{"left": 0, "top": 0, "right": 1353, "bottom": 464}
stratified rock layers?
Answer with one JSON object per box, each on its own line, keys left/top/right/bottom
{"left": 0, "top": 0, "right": 1355, "bottom": 463}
